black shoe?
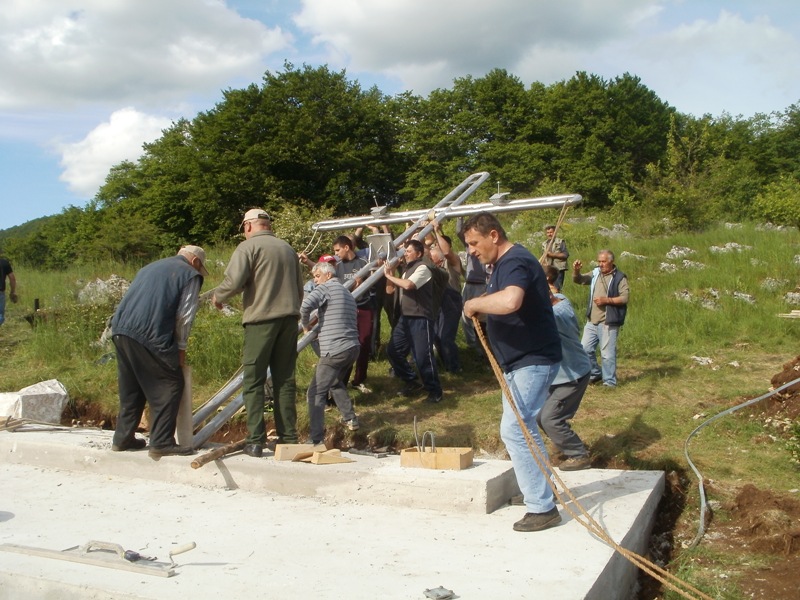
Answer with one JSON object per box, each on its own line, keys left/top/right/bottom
{"left": 425, "top": 392, "right": 443, "bottom": 404}
{"left": 589, "top": 374, "right": 602, "bottom": 384}
{"left": 148, "top": 444, "right": 194, "bottom": 458}
{"left": 242, "top": 443, "right": 263, "bottom": 458}
{"left": 398, "top": 381, "right": 424, "bottom": 397}
{"left": 512, "top": 507, "right": 562, "bottom": 532}
{"left": 111, "top": 437, "right": 147, "bottom": 452}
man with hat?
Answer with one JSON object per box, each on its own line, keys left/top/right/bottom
{"left": 111, "top": 245, "right": 209, "bottom": 457}
{"left": 213, "top": 209, "right": 305, "bottom": 457}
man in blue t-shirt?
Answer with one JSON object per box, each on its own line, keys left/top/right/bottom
{"left": 463, "top": 212, "right": 563, "bottom": 533}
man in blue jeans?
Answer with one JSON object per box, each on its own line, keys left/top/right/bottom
{"left": 463, "top": 212, "right": 563, "bottom": 533}
{"left": 572, "top": 250, "right": 629, "bottom": 387}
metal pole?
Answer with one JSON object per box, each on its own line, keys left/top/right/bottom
{"left": 191, "top": 172, "right": 490, "bottom": 448}
{"left": 311, "top": 193, "right": 581, "bottom": 231}
{"left": 191, "top": 174, "right": 583, "bottom": 449}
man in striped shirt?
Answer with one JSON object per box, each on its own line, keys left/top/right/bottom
{"left": 300, "top": 261, "right": 361, "bottom": 445}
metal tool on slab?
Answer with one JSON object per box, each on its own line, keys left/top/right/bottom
{"left": 0, "top": 539, "right": 196, "bottom": 578}
{"left": 348, "top": 448, "right": 390, "bottom": 458}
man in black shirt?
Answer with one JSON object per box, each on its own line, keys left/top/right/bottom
{"left": 463, "top": 213, "right": 562, "bottom": 533}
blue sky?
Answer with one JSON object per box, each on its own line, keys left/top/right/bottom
{"left": 2, "top": 0, "right": 799, "bottom": 229}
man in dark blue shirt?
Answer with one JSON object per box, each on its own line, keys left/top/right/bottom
{"left": 463, "top": 212, "right": 562, "bottom": 533}
{"left": 112, "top": 246, "right": 208, "bottom": 458}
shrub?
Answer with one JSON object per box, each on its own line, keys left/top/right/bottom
{"left": 752, "top": 176, "right": 800, "bottom": 228}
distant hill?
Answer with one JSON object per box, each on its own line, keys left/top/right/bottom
{"left": 0, "top": 215, "right": 53, "bottom": 246}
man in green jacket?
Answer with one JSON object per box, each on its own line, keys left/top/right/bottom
{"left": 213, "top": 209, "right": 305, "bottom": 457}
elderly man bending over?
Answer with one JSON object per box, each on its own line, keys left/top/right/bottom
{"left": 301, "top": 261, "right": 361, "bottom": 445}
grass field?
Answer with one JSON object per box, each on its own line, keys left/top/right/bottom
{"left": 2, "top": 214, "right": 799, "bottom": 598}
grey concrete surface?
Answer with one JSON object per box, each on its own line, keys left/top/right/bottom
{"left": 1, "top": 426, "right": 665, "bottom": 600}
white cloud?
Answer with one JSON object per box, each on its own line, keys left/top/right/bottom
{"left": 295, "top": 0, "right": 657, "bottom": 94}
{"left": 57, "top": 108, "right": 171, "bottom": 197}
{"left": 0, "top": 0, "right": 293, "bottom": 110}
{"left": 294, "top": 0, "right": 800, "bottom": 116}
{"left": 624, "top": 10, "right": 800, "bottom": 116}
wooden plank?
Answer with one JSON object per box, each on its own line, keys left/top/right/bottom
{"left": 0, "top": 543, "right": 175, "bottom": 577}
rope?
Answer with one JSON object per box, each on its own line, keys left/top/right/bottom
{"left": 472, "top": 316, "right": 713, "bottom": 600}
{"left": 301, "top": 228, "right": 323, "bottom": 257}
{"left": 539, "top": 200, "right": 571, "bottom": 265}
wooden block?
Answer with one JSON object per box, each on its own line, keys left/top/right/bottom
{"left": 293, "top": 449, "right": 353, "bottom": 464}
{"left": 275, "top": 443, "right": 325, "bottom": 461}
{"left": 400, "top": 447, "right": 474, "bottom": 471}
{"left": 310, "top": 449, "right": 354, "bottom": 465}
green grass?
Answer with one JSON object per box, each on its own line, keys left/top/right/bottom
{"left": 2, "top": 216, "right": 799, "bottom": 598}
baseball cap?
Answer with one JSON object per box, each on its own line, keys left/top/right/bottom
{"left": 318, "top": 254, "right": 337, "bottom": 264}
{"left": 240, "top": 208, "right": 272, "bottom": 229}
{"left": 180, "top": 245, "right": 209, "bottom": 277}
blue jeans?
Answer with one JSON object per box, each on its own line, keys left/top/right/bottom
{"left": 500, "top": 363, "right": 559, "bottom": 513}
{"left": 387, "top": 315, "right": 442, "bottom": 395}
{"left": 581, "top": 322, "right": 619, "bottom": 386}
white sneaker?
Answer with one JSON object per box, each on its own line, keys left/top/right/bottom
{"left": 352, "top": 383, "right": 372, "bottom": 394}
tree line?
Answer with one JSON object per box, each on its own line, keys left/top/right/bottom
{"left": 3, "top": 62, "right": 800, "bottom": 268}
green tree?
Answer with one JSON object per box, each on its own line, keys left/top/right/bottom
{"left": 397, "top": 69, "right": 547, "bottom": 204}
{"left": 539, "top": 72, "right": 672, "bottom": 206}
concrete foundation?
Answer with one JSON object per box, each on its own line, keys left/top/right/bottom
{"left": 1, "top": 426, "right": 664, "bottom": 600}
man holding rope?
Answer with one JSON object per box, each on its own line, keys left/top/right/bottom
{"left": 462, "top": 212, "right": 563, "bottom": 532}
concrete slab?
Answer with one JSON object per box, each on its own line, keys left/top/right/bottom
{"left": 0, "top": 427, "right": 519, "bottom": 515}
{"left": 0, "top": 427, "right": 664, "bottom": 600}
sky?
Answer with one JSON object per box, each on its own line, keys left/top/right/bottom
{"left": 2, "top": 0, "right": 799, "bottom": 230}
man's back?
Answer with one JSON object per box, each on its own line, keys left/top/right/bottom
{"left": 217, "top": 230, "right": 304, "bottom": 324}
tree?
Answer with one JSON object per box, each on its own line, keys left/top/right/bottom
{"left": 397, "top": 69, "right": 547, "bottom": 204}
{"left": 538, "top": 72, "right": 672, "bottom": 206}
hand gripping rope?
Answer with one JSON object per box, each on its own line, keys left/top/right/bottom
{"left": 472, "top": 316, "right": 713, "bottom": 600}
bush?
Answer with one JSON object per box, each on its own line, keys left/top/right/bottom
{"left": 752, "top": 176, "right": 800, "bottom": 228}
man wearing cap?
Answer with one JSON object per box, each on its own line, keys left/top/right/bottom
{"left": 111, "top": 245, "right": 208, "bottom": 458}
{"left": 213, "top": 209, "right": 305, "bottom": 457}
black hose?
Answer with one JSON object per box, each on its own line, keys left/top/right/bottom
{"left": 683, "top": 375, "right": 800, "bottom": 549}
